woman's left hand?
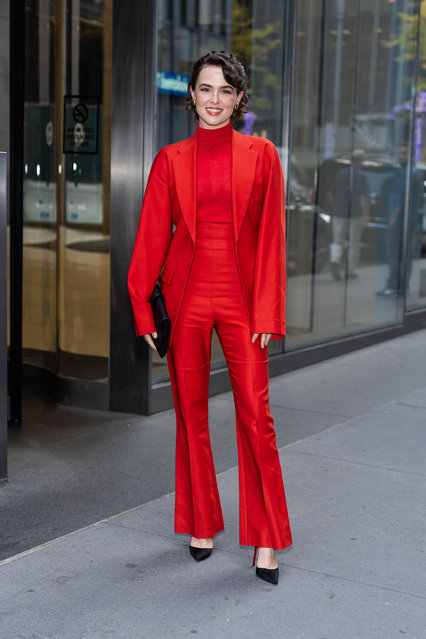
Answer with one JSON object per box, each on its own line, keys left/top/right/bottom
{"left": 252, "top": 333, "right": 272, "bottom": 349}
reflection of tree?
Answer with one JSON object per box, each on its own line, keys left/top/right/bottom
{"left": 231, "top": 2, "right": 283, "bottom": 121}
{"left": 382, "top": 1, "right": 426, "bottom": 158}
{"left": 384, "top": 1, "right": 426, "bottom": 89}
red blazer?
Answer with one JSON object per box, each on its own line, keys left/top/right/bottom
{"left": 128, "top": 128, "right": 286, "bottom": 345}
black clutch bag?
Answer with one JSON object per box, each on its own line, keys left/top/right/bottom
{"left": 150, "top": 284, "right": 171, "bottom": 358}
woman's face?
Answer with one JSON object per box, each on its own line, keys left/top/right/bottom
{"left": 190, "top": 65, "right": 243, "bottom": 130}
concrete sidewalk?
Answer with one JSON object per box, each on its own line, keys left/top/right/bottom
{"left": 1, "top": 331, "right": 426, "bottom": 638}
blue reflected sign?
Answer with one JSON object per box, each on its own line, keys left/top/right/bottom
{"left": 157, "top": 71, "right": 190, "bottom": 96}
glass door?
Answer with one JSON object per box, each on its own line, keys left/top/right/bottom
{"left": 23, "top": 0, "right": 59, "bottom": 372}
{"left": 22, "top": 0, "right": 112, "bottom": 382}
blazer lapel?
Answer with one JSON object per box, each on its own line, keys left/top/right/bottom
{"left": 172, "top": 130, "right": 257, "bottom": 244}
{"left": 172, "top": 135, "right": 197, "bottom": 243}
{"left": 232, "top": 130, "right": 258, "bottom": 241}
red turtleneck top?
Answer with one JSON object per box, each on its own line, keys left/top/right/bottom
{"left": 196, "top": 122, "right": 232, "bottom": 223}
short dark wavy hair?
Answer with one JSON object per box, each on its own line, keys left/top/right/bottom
{"left": 186, "top": 51, "right": 249, "bottom": 122}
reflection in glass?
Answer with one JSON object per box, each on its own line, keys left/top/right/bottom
{"left": 59, "top": 0, "right": 111, "bottom": 380}
{"left": 153, "top": 0, "right": 289, "bottom": 381}
{"left": 286, "top": 0, "right": 417, "bottom": 349}
{"left": 22, "top": 0, "right": 112, "bottom": 380}
{"left": 22, "top": 1, "right": 58, "bottom": 370}
{"left": 406, "top": 14, "right": 426, "bottom": 309}
{"left": 151, "top": 0, "right": 426, "bottom": 383}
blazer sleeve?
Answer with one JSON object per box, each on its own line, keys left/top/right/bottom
{"left": 250, "top": 141, "right": 286, "bottom": 338}
{"left": 128, "top": 149, "right": 173, "bottom": 337}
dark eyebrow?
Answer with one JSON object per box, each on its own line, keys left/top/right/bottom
{"left": 198, "top": 83, "right": 234, "bottom": 90}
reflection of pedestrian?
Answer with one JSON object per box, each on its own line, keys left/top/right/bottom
{"left": 128, "top": 51, "right": 291, "bottom": 585}
{"left": 377, "top": 143, "right": 422, "bottom": 297}
{"left": 329, "top": 150, "right": 369, "bottom": 280}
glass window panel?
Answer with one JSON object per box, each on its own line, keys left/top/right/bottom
{"left": 406, "top": 5, "right": 426, "bottom": 310}
{"left": 285, "top": 0, "right": 323, "bottom": 347}
{"left": 22, "top": 0, "right": 58, "bottom": 371}
{"left": 286, "top": 0, "right": 417, "bottom": 349}
{"left": 59, "top": 0, "right": 111, "bottom": 380}
{"left": 345, "top": 0, "right": 416, "bottom": 328}
{"left": 22, "top": 0, "right": 112, "bottom": 380}
{"left": 152, "top": 0, "right": 289, "bottom": 382}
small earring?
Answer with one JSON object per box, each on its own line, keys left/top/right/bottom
{"left": 192, "top": 99, "right": 196, "bottom": 106}
{"left": 234, "top": 103, "right": 239, "bottom": 110}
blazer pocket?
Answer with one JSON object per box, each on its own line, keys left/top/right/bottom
{"left": 161, "top": 263, "right": 175, "bottom": 285}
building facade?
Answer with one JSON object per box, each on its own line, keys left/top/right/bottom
{"left": 4, "top": 0, "right": 426, "bottom": 419}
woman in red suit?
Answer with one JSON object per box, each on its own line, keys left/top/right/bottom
{"left": 128, "top": 51, "right": 292, "bottom": 584}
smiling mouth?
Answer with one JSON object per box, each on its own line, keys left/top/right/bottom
{"left": 206, "top": 108, "right": 223, "bottom": 115}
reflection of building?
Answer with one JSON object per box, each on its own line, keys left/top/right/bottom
{"left": 3, "top": 0, "right": 426, "bottom": 431}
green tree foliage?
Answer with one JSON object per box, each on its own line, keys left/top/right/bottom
{"left": 383, "top": 1, "right": 426, "bottom": 89}
{"left": 231, "top": 2, "right": 283, "bottom": 119}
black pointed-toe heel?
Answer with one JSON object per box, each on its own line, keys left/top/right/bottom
{"left": 252, "top": 547, "right": 279, "bottom": 585}
{"left": 189, "top": 544, "right": 213, "bottom": 562}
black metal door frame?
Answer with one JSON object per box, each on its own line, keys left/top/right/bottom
{"left": 0, "top": 152, "right": 7, "bottom": 479}
{"left": 9, "top": 0, "right": 25, "bottom": 427}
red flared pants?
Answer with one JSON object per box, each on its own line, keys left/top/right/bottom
{"left": 167, "top": 222, "right": 292, "bottom": 549}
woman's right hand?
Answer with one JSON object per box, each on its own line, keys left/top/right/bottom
{"left": 143, "top": 332, "right": 158, "bottom": 352}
